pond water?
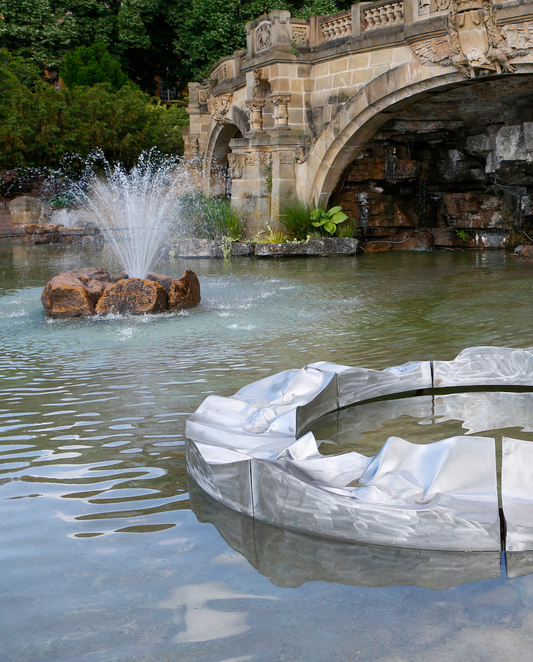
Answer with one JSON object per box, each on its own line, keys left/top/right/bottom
{"left": 2, "top": 242, "right": 533, "bottom": 662}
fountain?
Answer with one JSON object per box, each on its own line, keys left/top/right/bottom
{"left": 39, "top": 152, "right": 202, "bottom": 317}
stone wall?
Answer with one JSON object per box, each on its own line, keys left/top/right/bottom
{"left": 186, "top": 0, "right": 533, "bottom": 245}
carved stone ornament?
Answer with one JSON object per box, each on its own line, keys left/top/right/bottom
{"left": 272, "top": 151, "right": 295, "bottom": 164}
{"left": 411, "top": 0, "right": 527, "bottom": 78}
{"left": 227, "top": 153, "right": 246, "bottom": 179}
{"left": 291, "top": 24, "right": 309, "bottom": 48}
{"left": 207, "top": 93, "right": 233, "bottom": 124}
{"left": 227, "top": 151, "right": 272, "bottom": 177}
{"left": 295, "top": 145, "right": 310, "bottom": 164}
{"left": 255, "top": 21, "right": 272, "bottom": 52}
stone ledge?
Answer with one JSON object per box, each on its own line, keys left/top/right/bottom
{"left": 169, "top": 237, "right": 358, "bottom": 258}
{"left": 254, "top": 237, "right": 358, "bottom": 256}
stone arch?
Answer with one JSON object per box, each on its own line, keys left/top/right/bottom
{"left": 204, "top": 122, "right": 243, "bottom": 196}
{"left": 307, "top": 63, "right": 533, "bottom": 207}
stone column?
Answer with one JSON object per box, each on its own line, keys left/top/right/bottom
{"left": 229, "top": 135, "right": 272, "bottom": 238}
{"left": 269, "top": 135, "right": 309, "bottom": 225}
{"left": 246, "top": 99, "right": 266, "bottom": 132}
{"left": 271, "top": 95, "right": 291, "bottom": 127}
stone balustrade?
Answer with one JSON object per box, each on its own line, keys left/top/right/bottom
{"left": 319, "top": 10, "right": 353, "bottom": 41}
{"left": 362, "top": 1, "right": 404, "bottom": 31}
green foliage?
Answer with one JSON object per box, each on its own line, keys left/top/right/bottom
{"left": 178, "top": 194, "right": 244, "bottom": 239}
{"left": 61, "top": 43, "right": 128, "bottom": 88}
{"left": 453, "top": 228, "right": 470, "bottom": 242}
{"left": 0, "top": 0, "right": 353, "bottom": 85}
{"left": 279, "top": 198, "right": 317, "bottom": 241}
{"left": 0, "top": 51, "right": 187, "bottom": 169}
{"left": 254, "top": 222, "right": 291, "bottom": 243}
{"left": 311, "top": 205, "right": 348, "bottom": 235}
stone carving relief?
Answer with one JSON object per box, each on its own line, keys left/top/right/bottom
{"left": 419, "top": 0, "right": 431, "bottom": 16}
{"left": 271, "top": 94, "right": 291, "bottom": 126}
{"left": 246, "top": 99, "right": 266, "bottom": 131}
{"left": 212, "top": 64, "right": 227, "bottom": 83}
{"left": 429, "top": 0, "right": 451, "bottom": 12}
{"left": 207, "top": 93, "right": 233, "bottom": 124}
{"left": 291, "top": 24, "right": 309, "bottom": 48}
{"left": 228, "top": 153, "right": 245, "bottom": 179}
{"left": 412, "top": 0, "right": 529, "bottom": 78}
{"left": 227, "top": 152, "right": 272, "bottom": 178}
{"left": 271, "top": 151, "right": 295, "bottom": 164}
{"left": 295, "top": 145, "right": 310, "bottom": 164}
{"left": 255, "top": 21, "right": 272, "bottom": 52}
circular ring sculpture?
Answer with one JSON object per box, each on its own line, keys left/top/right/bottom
{"left": 185, "top": 346, "right": 533, "bottom": 553}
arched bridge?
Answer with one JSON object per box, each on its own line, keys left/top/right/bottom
{"left": 185, "top": 0, "right": 533, "bottom": 246}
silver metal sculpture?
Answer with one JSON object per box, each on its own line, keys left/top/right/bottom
{"left": 185, "top": 346, "right": 533, "bottom": 552}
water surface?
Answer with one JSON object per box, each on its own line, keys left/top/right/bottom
{"left": 2, "top": 243, "right": 533, "bottom": 661}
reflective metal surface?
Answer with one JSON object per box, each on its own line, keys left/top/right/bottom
{"left": 502, "top": 437, "right": 533, "bottom": 552}
{"left": 186, "top": 346, "right": 533, "bottom": 551}
{"left": 190, "top": 481, "right": 502, "bottom": 590}
{"left": 433, "top": 346, "right": 533, "bottom": 389}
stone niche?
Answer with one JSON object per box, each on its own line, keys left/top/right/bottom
{"left": 336, "top": 75, "right": 533, "bottom": 251}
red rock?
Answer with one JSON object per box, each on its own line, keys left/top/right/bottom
{"left": 168, "top": 269, "right": 201, "bottom": 311}
{"left": 41, "top": 272, "right": 95, "bottom": 317}
{"left": 146, "top": 271, "right": 180, "bottom": 292}
{"left": 95, "top": 278, "right": 168, "bottom": 315}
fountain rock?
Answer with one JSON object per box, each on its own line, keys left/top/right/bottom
{"left": 41, "top": 268, "right": 115, "bottom": 317}
{"left": 168, "top": 269, "right": 201, "bottom": 311}
{"left": 95, "top": 278, "right": 168, "bottom": 315}
{"left": 42, "top": 268, "right": 201, "bottom": 317}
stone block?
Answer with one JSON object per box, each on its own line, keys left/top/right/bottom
{"left": 369, "top": 49, "right": 392, "bottom": 66}
{"left": 9, "top": 196, "right": 43, "bottom": 225}
{"left": 348, "top": 53, "right": 370, "bottom": 70}
{"left": 329, "top": 58, "right": 348, "bottom": 74}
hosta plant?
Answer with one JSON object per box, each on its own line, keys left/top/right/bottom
{"left": 311, "top": 206, "right": 348, "bottom": 235}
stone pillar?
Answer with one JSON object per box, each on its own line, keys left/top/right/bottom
{"left": 270, "top": 10, "right": 292, "bottom": 52}
{"left": 246, "top": 99, "right": 266, "bottom": 132}
{"left": 269, "top": 135, "right": 309, "bottom": 225}
{"left": 229, "top": 135, "right": 272, "bottom": 238}
{"left": 271, "top": 95, "right": 291, "bottom": 127}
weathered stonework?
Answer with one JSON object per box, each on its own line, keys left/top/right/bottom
{"left": 186, "top": 0, "right": 533, "bottom": 245}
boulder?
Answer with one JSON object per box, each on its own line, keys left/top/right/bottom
{"left": 95, "top": 278, "right": 168, "bottom": 315}
{"left": 70, "top": 268, "right": 115, "bottom": 303}
{"left": 146, "top": 271, "right": 179, "bottom": 293}
{"left": 41, "top": 272, "right": 96, "bottom": 317}
{"left": 168, "top": 269, "right": 201, "bottom": 311}
{"left": 42, "top": 268, "right": 200, "bottom": 316}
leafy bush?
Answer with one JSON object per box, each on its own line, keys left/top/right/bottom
{"left": 311, "top": 205, "right": 348, "bottom": 235}
{"left": 178, "top": 194, "right": 243, "bottom": 239}
{"left": 280, "top": 199, "right": 357, "bottom": 239}
{"left": 61, "top": 43, "right": 128, "bottom": 89}
{"left": 0, "top": 51, "right": 188, "bottom": 169}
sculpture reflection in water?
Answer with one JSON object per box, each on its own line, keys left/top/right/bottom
{"left": 185, "top": 346, "right": 533, "bottom": 556}
{"left": 190, "top": 481, "right": 501, "bottom": 591}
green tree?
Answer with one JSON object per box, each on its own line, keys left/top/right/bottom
{"left": 0, "top": 51, "right": 186, "bottom": 169}
{"left": 61, "top": 43, "right": 128, "bottom": 88}
{"left": 0, "top": 0, "right": 353, "bottom": 88}
{"left": 168, "top": 0, "right": 351, "bottom": 81}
